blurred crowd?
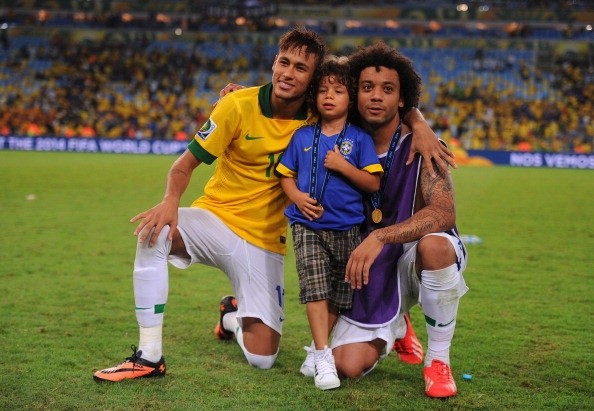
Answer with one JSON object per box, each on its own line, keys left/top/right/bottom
{"left": 0, "top": 33, "right": 253, "bottom": 142}
{"left": 0, "top": 31, "right": 592, "bottom": 153}
{"left": 426, "top": 60, "right": 594, "bottom": 153}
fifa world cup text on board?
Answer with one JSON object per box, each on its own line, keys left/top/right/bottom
{"left": 0, "top": 136, "right": 189, "bottom": 155}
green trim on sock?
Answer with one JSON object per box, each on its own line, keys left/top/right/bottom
{"left": 135, "top": 304, "right": 166, "bottom": 313}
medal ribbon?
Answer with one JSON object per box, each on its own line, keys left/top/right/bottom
{"left": 309, "top": 121, "right": 348, "bottom": 205}
{"left": 371, "top": 122, "right": 402, "bottom": 212}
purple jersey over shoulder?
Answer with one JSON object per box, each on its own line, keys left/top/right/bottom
{"left": 342, "top": 131, "right": 421, "bottom": 326}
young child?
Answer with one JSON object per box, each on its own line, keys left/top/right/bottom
{"left": 276, "top": 55, "right": 382, "bottom": 390}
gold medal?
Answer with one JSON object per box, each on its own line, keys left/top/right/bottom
{"left": 371, "top": 208, "right": 382, "bottom": 224}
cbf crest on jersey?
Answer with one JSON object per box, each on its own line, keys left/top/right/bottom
{"left": 340, "top": 140, "right": 353, "bottom": 156}
{"left": 197, "top": 118, "right": 217, "bottom": 141}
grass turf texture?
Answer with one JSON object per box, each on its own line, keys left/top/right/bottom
{"left": 1, "top": 151, "right": 592, "bottom": 410}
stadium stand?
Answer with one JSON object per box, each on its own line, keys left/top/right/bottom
{"left": 0, "top": 1, "right": 592, "bottom": 153}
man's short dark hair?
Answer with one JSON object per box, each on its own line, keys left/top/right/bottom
{"left": 278, "top": 26, "right": 327, "bottom": 72}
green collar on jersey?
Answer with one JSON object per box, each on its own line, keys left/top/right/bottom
{"left": 259, "top": 83, "right": 308, "bottom": 120}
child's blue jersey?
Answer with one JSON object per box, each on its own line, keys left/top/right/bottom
{"left": 277, "top": 123, "right": 382, "bottom": 231}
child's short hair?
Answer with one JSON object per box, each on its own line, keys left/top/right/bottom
{"left": 307, "top": 55, "right": 356, "bottom": 115}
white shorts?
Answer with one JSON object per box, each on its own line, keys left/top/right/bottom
{"left": 331, "top": 232, "right": 468, "bottom": 356}
{"left": 331, "top": 312, "right": 407, "bottom": 360}
{"left": 170, "top": 207, "right": 285, "bottom": 335}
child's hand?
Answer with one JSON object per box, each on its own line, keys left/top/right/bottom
{"left": 324, "top": 145, "right": 346, "bottom": 173}
{"left": 294, "top": 191, "right": 324, "bottom": 221}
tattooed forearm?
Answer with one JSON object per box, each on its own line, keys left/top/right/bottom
{"left": 373, "top": 161, "right": 456, "bottom": 245}
{"left": 421, "top": 161, "right": 454, "bottom": 208}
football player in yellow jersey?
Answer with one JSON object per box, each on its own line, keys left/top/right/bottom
{"left": 93, "top": 27, "right": 455, "bottom": 382}
{"left": 93, "top": 27, "right": 327, "bottom": 381}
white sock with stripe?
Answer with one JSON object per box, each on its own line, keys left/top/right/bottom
{"left": 133, "top": 226, "right": 171, "bottom": 362}
{"left": 420, "top": 263, "right": 461, "bottom": 367}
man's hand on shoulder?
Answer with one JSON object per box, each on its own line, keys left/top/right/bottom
{"left": 403, "top": 109, "right": 457, "bottom": 177}
{"left": 211, "top": 83, "right": 247, "bottom": 108}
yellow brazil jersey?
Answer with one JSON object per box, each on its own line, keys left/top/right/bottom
{"left": 187, "top": 83, "right": 316, "bottom": 255}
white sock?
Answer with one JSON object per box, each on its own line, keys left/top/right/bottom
{"left": 138, "top": 324, "right": 163, "bottom": 363}
{"left": 222, "top": 311, "right": 238, "bottom": 334}
{"left": 420, "top": 263, "right": 461, "bottom": 367}
{"left": 133, "top": 226, "right": 171, "bottom": 363}
{"left": 235, "top": 323, "right": 246, "bottom": 354}
{"left": 133, "top": 227, "right": 171, "bottom": 327}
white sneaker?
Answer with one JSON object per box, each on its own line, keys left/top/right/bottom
{"left": 314, "top": 347, "right": 340, "bottom": 390}
{"left": 300, "top": 343, "right": 315, "bottom": 377}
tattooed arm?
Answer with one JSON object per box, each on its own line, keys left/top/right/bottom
{"left": 345, "top": 159, "right": 456, "bottom": 289}
{"left": 375, "top": 160, "right": 456, "bottom": 244}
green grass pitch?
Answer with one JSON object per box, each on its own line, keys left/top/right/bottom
{"left": 1, "top": 151, "right": 592, "bottom": 410}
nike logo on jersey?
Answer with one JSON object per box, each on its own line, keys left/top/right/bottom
{"left": 304, "top": 146, "right": 312, "bottom": 152}
{"left": 245, "top": 134, "right": 264, "bottom": 140}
